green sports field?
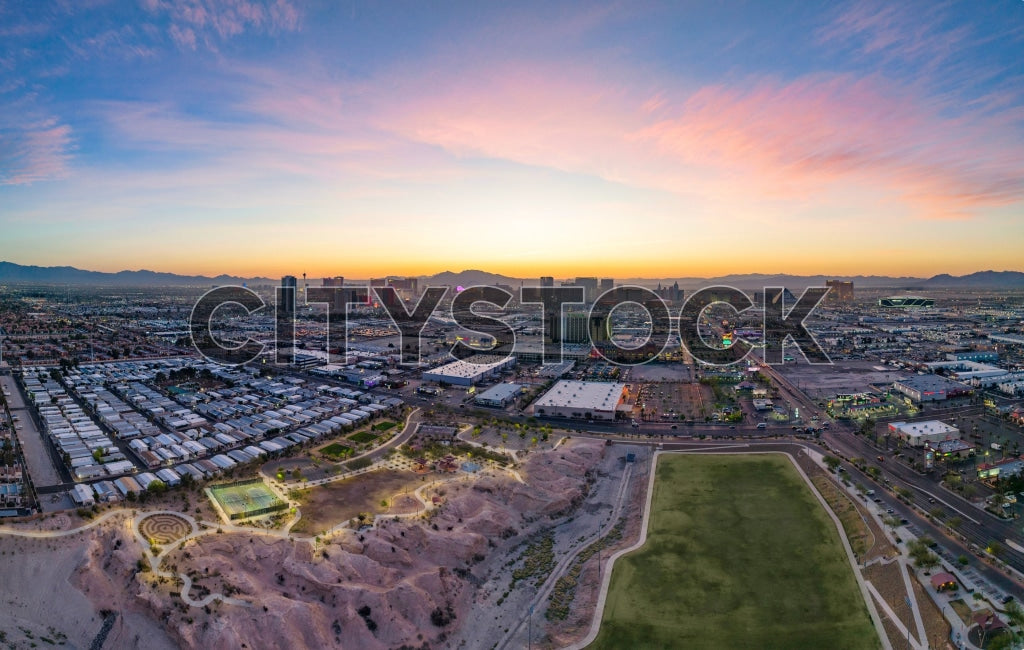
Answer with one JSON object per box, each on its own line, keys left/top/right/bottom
{"left": 590, "top": 454, "right": 879, "bottom": 649}
{"left": 209, "top": 479, "right": 286, "bottom": 520}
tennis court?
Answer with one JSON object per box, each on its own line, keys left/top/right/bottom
{"left": 209, "top": 479, "right": 287, "bottom": 520}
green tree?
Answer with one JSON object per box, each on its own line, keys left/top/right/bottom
{"left": 987, "top": 540, "right": 1005, "bottom": 558}
{"left": 1004, "top": 601, "right": 1024, "bottom": 645}
{"left": 824, "top": 456, "right": 841, "bottom": 472}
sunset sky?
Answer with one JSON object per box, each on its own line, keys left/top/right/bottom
{"left": 1, "top": 1, "right": 1023, "bottom": 279}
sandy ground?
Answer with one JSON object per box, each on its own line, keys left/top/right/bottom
{"left": 289, "top": 469, "right": 425, "bottom": 534}
{"left": 449, "top": 442, "right": 652, "bottom": 650}
{"left": 0, "top": 514, "right": 176, "bottom": 649}
{"left": 0, "top": 437, "right": 620, "bottom": 649}
{"left": 145, "top": 438, "right": 613, "bottom": 648}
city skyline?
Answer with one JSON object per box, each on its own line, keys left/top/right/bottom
{"left": 2, "top": 1, "right": 1023, "bottom": 278}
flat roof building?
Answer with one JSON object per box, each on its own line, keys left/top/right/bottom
{"left": 533, "top": 380, "right": 626, "bottom": 421}
{"left": 474, "top": 383, "right": 522, "bottom": 408}
{"left": 892, "top": 375, "right": 971, "bottom": 402}
{"left": 422, "top": 356, "right": 515, "bottom": 386}
{"left": 888, "top": 420, "right": 959, "bottom": 447}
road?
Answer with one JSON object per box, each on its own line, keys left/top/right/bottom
{"left": 0, "top": 374, "right": 64, "bottom": 487}
{"left": 760, "top": 363, "right": 1024, "bottom": 599}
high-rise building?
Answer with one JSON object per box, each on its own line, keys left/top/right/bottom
{"left": 322, "top": 276, "right": 345, "bottom": 287}
{"left": 825, "top": 280, "right": 854, "bottom": 304}
{"left": 540, "top": 276, "right": 554, "bottom": 288}
{"left": 600, "top": 278, "right": 614, "bottom": 293}
{"left": 387, "top": 277, "right": 418, "bottom": 295}
{"left": 655, "top": 281, "right": 683, "bottom": 303}
{"left": 280, "top": 275, "right": 297, "bottom": 315}
{"left": 559, "top": 312, "right": 591, "bottom": 343}
{"left": 575, "top": 277, "right": 599, "bottom": 303}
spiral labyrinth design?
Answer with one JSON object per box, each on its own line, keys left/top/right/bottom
{"left": 138, "top": 514, "right": 193, "bottom": 545}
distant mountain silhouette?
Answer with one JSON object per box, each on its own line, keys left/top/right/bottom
{"left": 918, "top": 270, "right": 1024, "bottom": 288}
{"left": 1, "top": 261, "right": 1022, "bottom": 289}
{"left": 0, "top": 261, "right": 271, "bottom": 286}
{"left": 419, "top": 269, "right": 522, "bottom": 287}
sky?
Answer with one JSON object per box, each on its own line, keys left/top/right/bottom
{"left": 1, "top": 0, "right": 1023, "bottom": 280}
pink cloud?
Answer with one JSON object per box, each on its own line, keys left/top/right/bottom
{"left": 90, "top": 59, "right": 1024, "bottom": 221}
{"left": 0, "top": 119, "right": 74, "bottom": 185}
{"left": 168, "top": 24, "right": 196, "bottom": 50}
{"left": 374, "top": 63, "right": 1024, "bottom": 220}
{"left": 142, "top": 0, "right": 300, "bottom": 50}
{"left": 816, "top": 1, "right": 971, "bottom": 64}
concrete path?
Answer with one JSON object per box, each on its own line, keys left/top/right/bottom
{"left": 865, "top": 581, "right": 926, "bottom": 650}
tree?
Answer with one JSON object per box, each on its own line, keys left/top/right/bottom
{"left": 882, "top": 515, "right": 901, "bottom": 534}
{"left": 824, "top": 456, "right": 841, "bottom": 472}
{"left": 1004, "top": 601, "right": 1024, "bottom": 645}
{"left": 987, "top": 540, "right": 1005, "bottom": 558}
{"left": 916, "top": 550, "right": 940, "bottom": 571}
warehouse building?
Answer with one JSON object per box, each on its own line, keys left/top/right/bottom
{"left": 474, "top": 383, "right": 521, "bottom": 408}
{"left": 533, "top": 380, "right": 626, "bottom": 421}
{"left": 892, "top": 375, "right": 971, "bottom": 403}
{"left": 422, "top": 356, "right": 516, "bottom": 386}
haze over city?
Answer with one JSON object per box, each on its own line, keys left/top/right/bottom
{"left": 2, "top": 0, "right": 1023, "bottom": 279}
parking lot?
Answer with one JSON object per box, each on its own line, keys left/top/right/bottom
{"left": 903, "top": 523, "right": 1015, "bottom": 606}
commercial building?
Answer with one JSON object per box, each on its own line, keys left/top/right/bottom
{"left": 947, "top": 351, "right": 998, "bottom": 362}
{"left": 280, "top": 275, "right": 297, "bottom": 315}
{"left": 978, "top": 458, "right": 1024, "bottom": 481}
{"left": 557, "top": 312, "right": 603, "bottom": 344}
{"left": 474, "top": 383, "right": 522, "bottom": 407}
{"left": 655, "top": 282, "right": 683, "bottom": 303}
{"left": 879, "top": 296, "right": 934, "bottom": 308}
{"left": 533, "top": 380, "right": 626, "bottom": 421}
{"left": 892, "top": 375, "right": 971, "bottom": 402}
{"left": 575, "top": 277, "right": 599, "bottom": 303}
{"left": 929, "top": 438, "right": 975, "bottom": 460}
{"left": 825, "top": 280, "right": 854, "bottom": 304}
{"left": 887, "top": 420, "right": 960, "bottom": 447}
{"left": 322, "top": 276, "right": 345, "bottom": 287}
{"left": 421, "top": 355, "right": 515, "bottom": 386}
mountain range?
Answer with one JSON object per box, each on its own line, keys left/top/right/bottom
{"left": 1, "top": 261, "right": 1024, "bottom": 289}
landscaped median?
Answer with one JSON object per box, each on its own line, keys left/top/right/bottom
{"left": 590, "top": 454, "right": 881, "bottom": 649}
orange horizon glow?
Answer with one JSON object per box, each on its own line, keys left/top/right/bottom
{"left": 21, "top": 253, "right": 1022, "bottom": 282}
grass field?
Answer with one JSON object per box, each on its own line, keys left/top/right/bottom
{"left": 319, "top": 442, "right": 353, "bottom": 459}
{"left": 348, "top": 431, "right": 379, "bottom": 444}
{"left": 371, "top": 420, "right": 397, "bottom": 431}
{"left": 590, "top": 454, "right": 879, "bottom": 649}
